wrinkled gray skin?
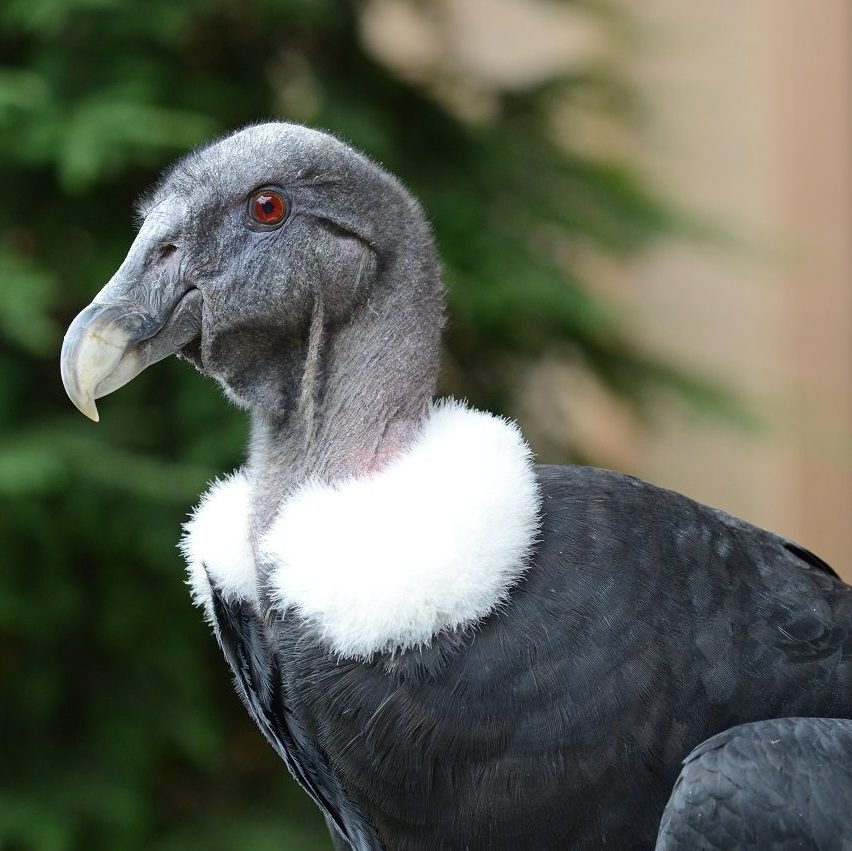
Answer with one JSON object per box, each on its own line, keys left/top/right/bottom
{"left": 62, "top": 123, "right": 444, "bottom": 540}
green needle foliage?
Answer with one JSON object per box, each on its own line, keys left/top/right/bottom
{"left": 0, "top": 2, "right": 738, "bottom": 849}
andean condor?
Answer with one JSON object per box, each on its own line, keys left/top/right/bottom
{"left": 61, "top": 123, "right": 852, "bottom": 849}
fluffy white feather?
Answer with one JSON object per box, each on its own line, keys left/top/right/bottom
{"left": 179, "top": 471, "right": 256, "bottom": 612}
{"left": 262, "top": 399, "right": 540, "bottom": 659}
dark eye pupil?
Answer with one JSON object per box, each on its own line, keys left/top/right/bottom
{"left": 262, "top": 201, "right": 274, "bottom": 214}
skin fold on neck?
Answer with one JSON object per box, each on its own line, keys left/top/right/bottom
{"left": 245, "top": 248, "right": 443, "bottom": 552}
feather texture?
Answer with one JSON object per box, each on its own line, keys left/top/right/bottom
{"left": 200, "top": 464, "right": 852, "bottom": 849}
{"left": 180, "top": 471, "right": 256, "bottom": 614}
{"left": 263, "top": 399, "right": 540, "bottom": 658}
{"left": 182, "top": 400, "right": 541, "bottom": 659}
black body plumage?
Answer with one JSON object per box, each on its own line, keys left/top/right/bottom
{"left": 203, "top": 466, "right": 852, "bottom": 850}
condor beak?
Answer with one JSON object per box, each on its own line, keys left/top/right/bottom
{"left": 60, "top": 207, "right": 203, "bottom": 421}
{"left": 60, "top": 290, "right": 202, "bottom": 421}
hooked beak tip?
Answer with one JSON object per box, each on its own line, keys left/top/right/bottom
{"left": 59, "top": 302, "right": 144, "bottom": 423}
{"left": 73, "top": 393, "right": 100, "bottom": 423}
{"left": 60, "top": 288, "right": 202, "bottom": 420}
{"left": 60, "top": 334, "right": 102, "bottom": 422}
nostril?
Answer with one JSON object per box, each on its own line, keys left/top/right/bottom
{"left": 159, "top": 243, "right": 179, "bottom": 259}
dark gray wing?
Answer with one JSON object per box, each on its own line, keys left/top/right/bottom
{"left": 207, "top": 578, "right": 383, "bottom": 851}
{"left": 655, "top": 717, "right": 852, "bottom": 850}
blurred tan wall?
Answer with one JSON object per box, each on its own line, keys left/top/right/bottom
{"left": 364, "top": 0, "right": 852, "bottom": 578}
{"left": 626, "top": 1, "right": 852, "bottom": 578}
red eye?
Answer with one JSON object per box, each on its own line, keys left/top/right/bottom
{"left": 249, "top": 189, "right": 288, "bottom": 225}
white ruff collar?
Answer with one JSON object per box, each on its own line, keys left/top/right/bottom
{"left": 181, "top": 400, "right": 541, "bottom": 659}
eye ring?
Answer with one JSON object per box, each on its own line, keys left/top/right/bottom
{"left": 247, "top": 187, "right": 289, "bottom": 227}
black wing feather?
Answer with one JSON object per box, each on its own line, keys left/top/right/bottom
{"left": 208, "top": 577, "right": 383, "bottom": 851}
{"left": 656, "top": 717, "right": 852, "bottom": 850}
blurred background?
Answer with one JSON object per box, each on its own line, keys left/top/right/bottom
{"left": 1, "top": 0, "right": 850, "bottom": 848}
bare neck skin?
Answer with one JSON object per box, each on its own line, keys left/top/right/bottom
{"left": 246, "top": 250, "right": 443, "bottom": 540}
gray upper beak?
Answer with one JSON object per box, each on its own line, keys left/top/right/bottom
{"left": 60, "top": 209, "right": 202, "bottom": 421}
{"left": 60, "top": 290, "right": 202, "bottom": 421}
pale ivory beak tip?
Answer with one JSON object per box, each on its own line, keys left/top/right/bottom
{"left": 62, "top": 372, "right": 101, "bottom": 422}
{"left": 80, "top": 399, "right": 100, "bottom": 423}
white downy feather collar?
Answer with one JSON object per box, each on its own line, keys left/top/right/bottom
{"left": 181, "top": 399, "right": 541, "bottom": 659}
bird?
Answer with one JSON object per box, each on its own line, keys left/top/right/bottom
{"left": 60, "top": 122, "right": 852, "bottom": 849}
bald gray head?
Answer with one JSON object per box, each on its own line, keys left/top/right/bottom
{"left": 61, "top": 123, "right": 444, "bottom": 441}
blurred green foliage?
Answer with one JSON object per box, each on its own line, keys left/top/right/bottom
{"left": 0, "top": 1, "right": 730, "bottom": 849}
